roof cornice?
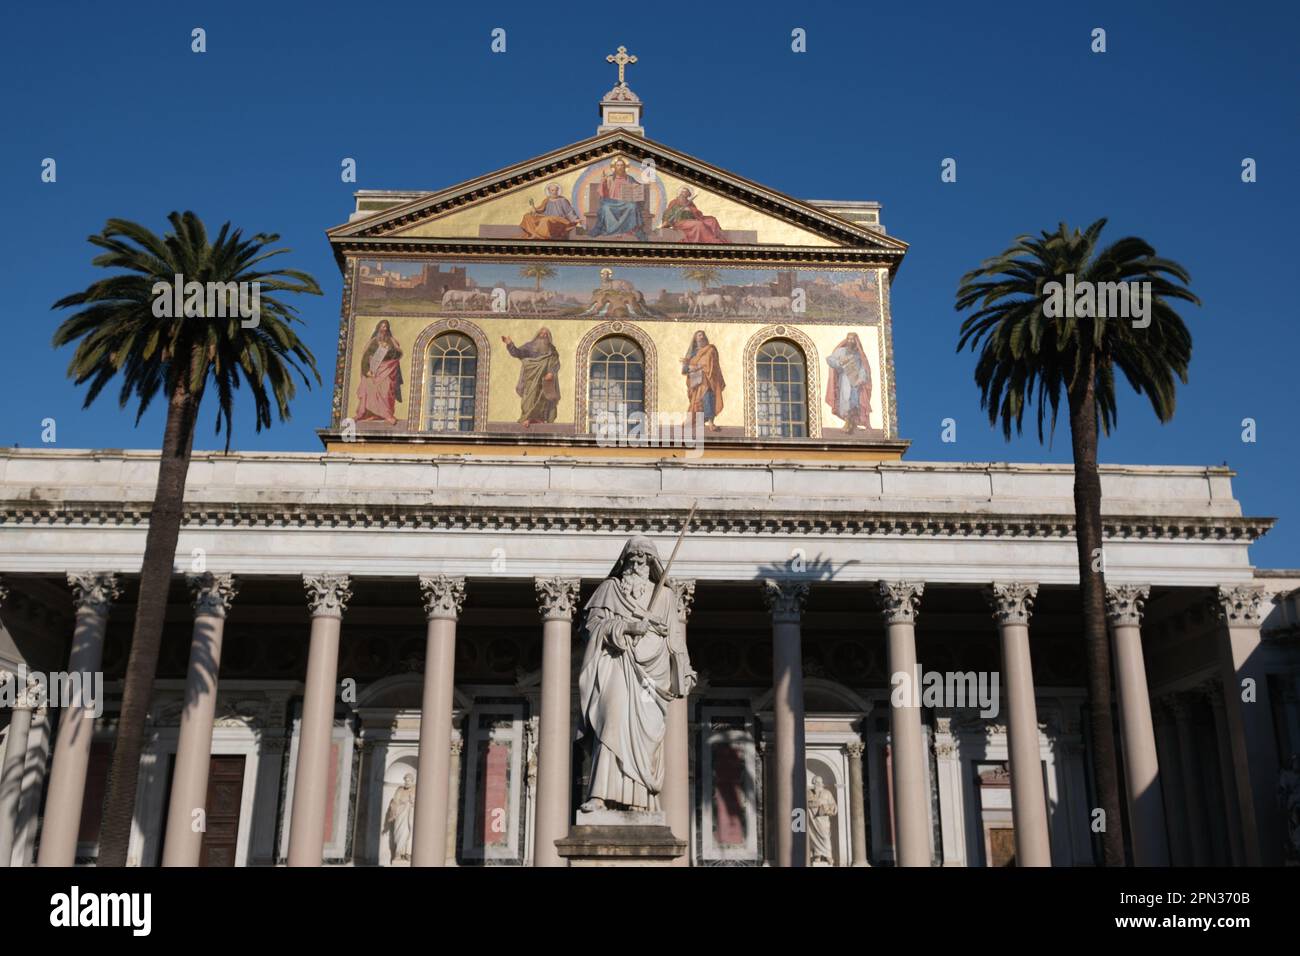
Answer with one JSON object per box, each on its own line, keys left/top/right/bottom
{"left": 0, "top": 501, "right": 1274, "bottom": 544}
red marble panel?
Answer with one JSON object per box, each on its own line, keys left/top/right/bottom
{"left": 323, "top": 739, "right": 341, "bottom": 842}
{"left": 477, "top": 740, "right": 511, "bottom": 849}
{"left": 711, "top": 740, "right": 746, "bottom": 847}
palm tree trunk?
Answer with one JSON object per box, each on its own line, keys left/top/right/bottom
{"left": 96, "top": 377, "right": 199, "bottom": 865}
{"left": 1068, "top": 351, "right": 1126, "bottom": 866}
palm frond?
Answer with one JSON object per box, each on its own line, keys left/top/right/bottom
{"left": 955, "top": 219, "right": 1197, "bottom": 443}
{"left": 53, "top": 211, "right": 323, "bottom": 449}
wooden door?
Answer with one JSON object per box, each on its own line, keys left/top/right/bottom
{"left": 199, "top": 755, "right": 246, "bottom": 867}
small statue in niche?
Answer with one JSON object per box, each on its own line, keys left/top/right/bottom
{"left": 384, "top": 772, "right": 417, "bottom": 863}
{"left": 808, "top": 775, "right": 838, "bottom": 865}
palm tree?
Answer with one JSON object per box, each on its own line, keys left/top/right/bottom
{"left": 955, "top": 219, "right": 1196, "bottom": 866}
{"left": 520, "top": 264, "right": 556, "bottom": 291}
{"left": 53, "top": 211, "right": 321, "bottom": 865}
{"left": 683, "top": 267, "right": 720, "bottom": 293}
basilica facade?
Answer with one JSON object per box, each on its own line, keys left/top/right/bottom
{"left": 1, "top": 64, "right": 1297, "bottom": 868}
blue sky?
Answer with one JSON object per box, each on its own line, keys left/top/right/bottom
{"left": 1, "top": 1, "right": 1296, "bottom": 565}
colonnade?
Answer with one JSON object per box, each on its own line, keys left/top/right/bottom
{"left": 0, "top": 574, "right": 1279, "bottom": 867}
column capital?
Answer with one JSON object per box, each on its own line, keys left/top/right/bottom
{"left": 4, "top": 670, "right": 49, "bottom": 712}
{"left": 188, "top": 572, "right": 238, "bottom": 618}
{"left": 66, "top": 571, "right": 121, "bottom": 616}
{"left": 0, "top": 669, "right": 16, "bottom": 710}
{"left": 1214, "top": 585, "right": 1269, "bottom": 627}
{"left": 761, "top": 579, "right": 808, "bottom": 623}
{"left": 878, "top": 580, "right": 924, "bottom": 625}
{"left": 669, "top": 578, "right": 696, "bottom": 623}
{"left": 20, "top": 672, "right": 48, "bottom": 714}
{"left": 985, "top": 582, "right": 1039, "bottom": 626}
{"left": 845, "top": 740, "right": 865, "bottom": 760}
{"left": 303, "top": 573, "right": 352, "bottom": 618}
{"left": 419, "top": 574, "right": 466, "bottom": 621}
{"left": 534, "top": 576, "right": 581, "bottom": 621}
{"left": 1105, "top": 583, "right": 1150, "bottom": 627}
{"left": 933, "top": 738, "right": 959, "bottom": 759}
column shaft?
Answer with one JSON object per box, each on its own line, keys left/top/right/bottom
{"left": 1214, "top": 586, "right": 1281, "bottom": 865}
{"left": 287, "top": 574, "right": 350, "bottom": 867}
{"left": 988, "top": 583, "right": 1051, "bottom": 867}
{"left": 846, "top": 741, "right": 869, "bottom": 866}
{"left": 880, "top": 581, "right": 930, "bottom": 867}
{"left": 1001, "top": 624, "right": 1051, "bottom": 866}
{"left": 764, "top": 580, "right": 808, "bottom": 867}
{"left": 1106, "top": 585, "right": 1169, "bottom": 866}
{"left": 162, "top": 573, "right": 237, "bottom": 867}
{"left": 1171, "top": 696, "right": 1212, "bottom": 866}
{"left": 1207, "top": 688, "right": 1245, "bottom": 865}
{"left": 411, "top": 574, "right": 463, "bottom": 868}
{"left": 662, "top": 580, "right": 695, "bottom": 866}
{"left": 1154, "top": 706, "right": 1191, "bottom": 865}
{"left": 532, "top": 577, "right": 579, "bottom": 867}
{"left": 772, "top": 619, "right": 806, "bottom": 866}
{"left": 0, "top": 683, "right": 35, "bottom": 866}
{"left": 663, "top": 698, "right": 689, "bottom": 864}
{"left": 411, "top": 618, "right": 455, "bottom": 865}
{"left": 38, "top": 573, "right": 118, "bottom": 867}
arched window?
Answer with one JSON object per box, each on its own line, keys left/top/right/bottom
{"left": 754, "top": 339, "right": 807, "bottom": 437}
{"left": 424, "top": 332, "right": 477, "bottom": 432}
{"left": 587, "top": 336, "right": 645, "bottom": 434}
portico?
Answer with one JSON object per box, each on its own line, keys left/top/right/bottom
{"left": 0, "top": 449, "right": 1292, "bottom": 867}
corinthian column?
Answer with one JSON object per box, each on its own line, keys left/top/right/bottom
{"left": 532, "top": 576, "right": 581, "bottom": 867}
{"left": 38, "top": 572, "right": 120, "bottom": 867}
{"left": 0, "top": 672, "right": 42, "bottom": 867}
{"left": 1204, "top": 680, "right": 1245, "bottom": 865}
{"left": 1104, "top": 584, "right": 1169, "bottom": 866}
{"left": 846, "top": 740, "right": 870, "bottom": 867}
{"left": 287, "top": 574, "right": 351, "bottom": 867}
{"left": 762, "top": 579, "right": 809, "bottom": 867}
{"left": 1213, "top": 585, "right": 1281, "bottom": 865}
{"left": 985, "top": 582, "right": 1051, "bottom": 867}
{"left": 161, "top": 572, "right": 238, "bottom": 866}
{"left": 663, "top": 579, "right": 695, "bottom": 866}
{"left": 411, "top": 574, "right": 464, "bottom": 867}
{"left": 1153, "top": 702, "right": 1191, "bottom": 865}
{"left": 878, "top": 581, "right": 930, "bottom": 867}
{"left": 1169, "top": 694, "right": 1211, "bottom": 866}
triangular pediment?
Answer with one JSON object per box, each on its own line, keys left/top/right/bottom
{"left": 328, "top": 131, "right": 907, "bottom": 257}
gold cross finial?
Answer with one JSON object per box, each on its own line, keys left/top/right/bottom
{"left": 606, "top": 45, "right": 637, "bottom": 86}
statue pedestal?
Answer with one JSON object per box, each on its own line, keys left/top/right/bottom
{"left": 555, "top": 809, "right": 686, "bottom": 867}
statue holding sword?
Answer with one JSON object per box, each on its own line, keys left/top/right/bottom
{"left": 577, "top": 506, "right": 698, "bottom": 813}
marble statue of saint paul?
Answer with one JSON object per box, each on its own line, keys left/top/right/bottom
{"left": 578, "top": 535, "right": 695, "bottom": 813}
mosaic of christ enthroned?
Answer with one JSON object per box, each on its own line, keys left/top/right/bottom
{"left": 496, "top": 157, "right": 746, "bottom": 243}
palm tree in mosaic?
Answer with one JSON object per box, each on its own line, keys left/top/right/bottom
{"left": 683, "top": 267, "right": 720, "bottom": 293}
{"left": 520, "top": 264, "right": 556, "bottom": 291}
{"left": 955, "top": 219, "right": 1197, "bottom": 865}
{"left": 52, "top": 211, "right": 321, "bottom": 865}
